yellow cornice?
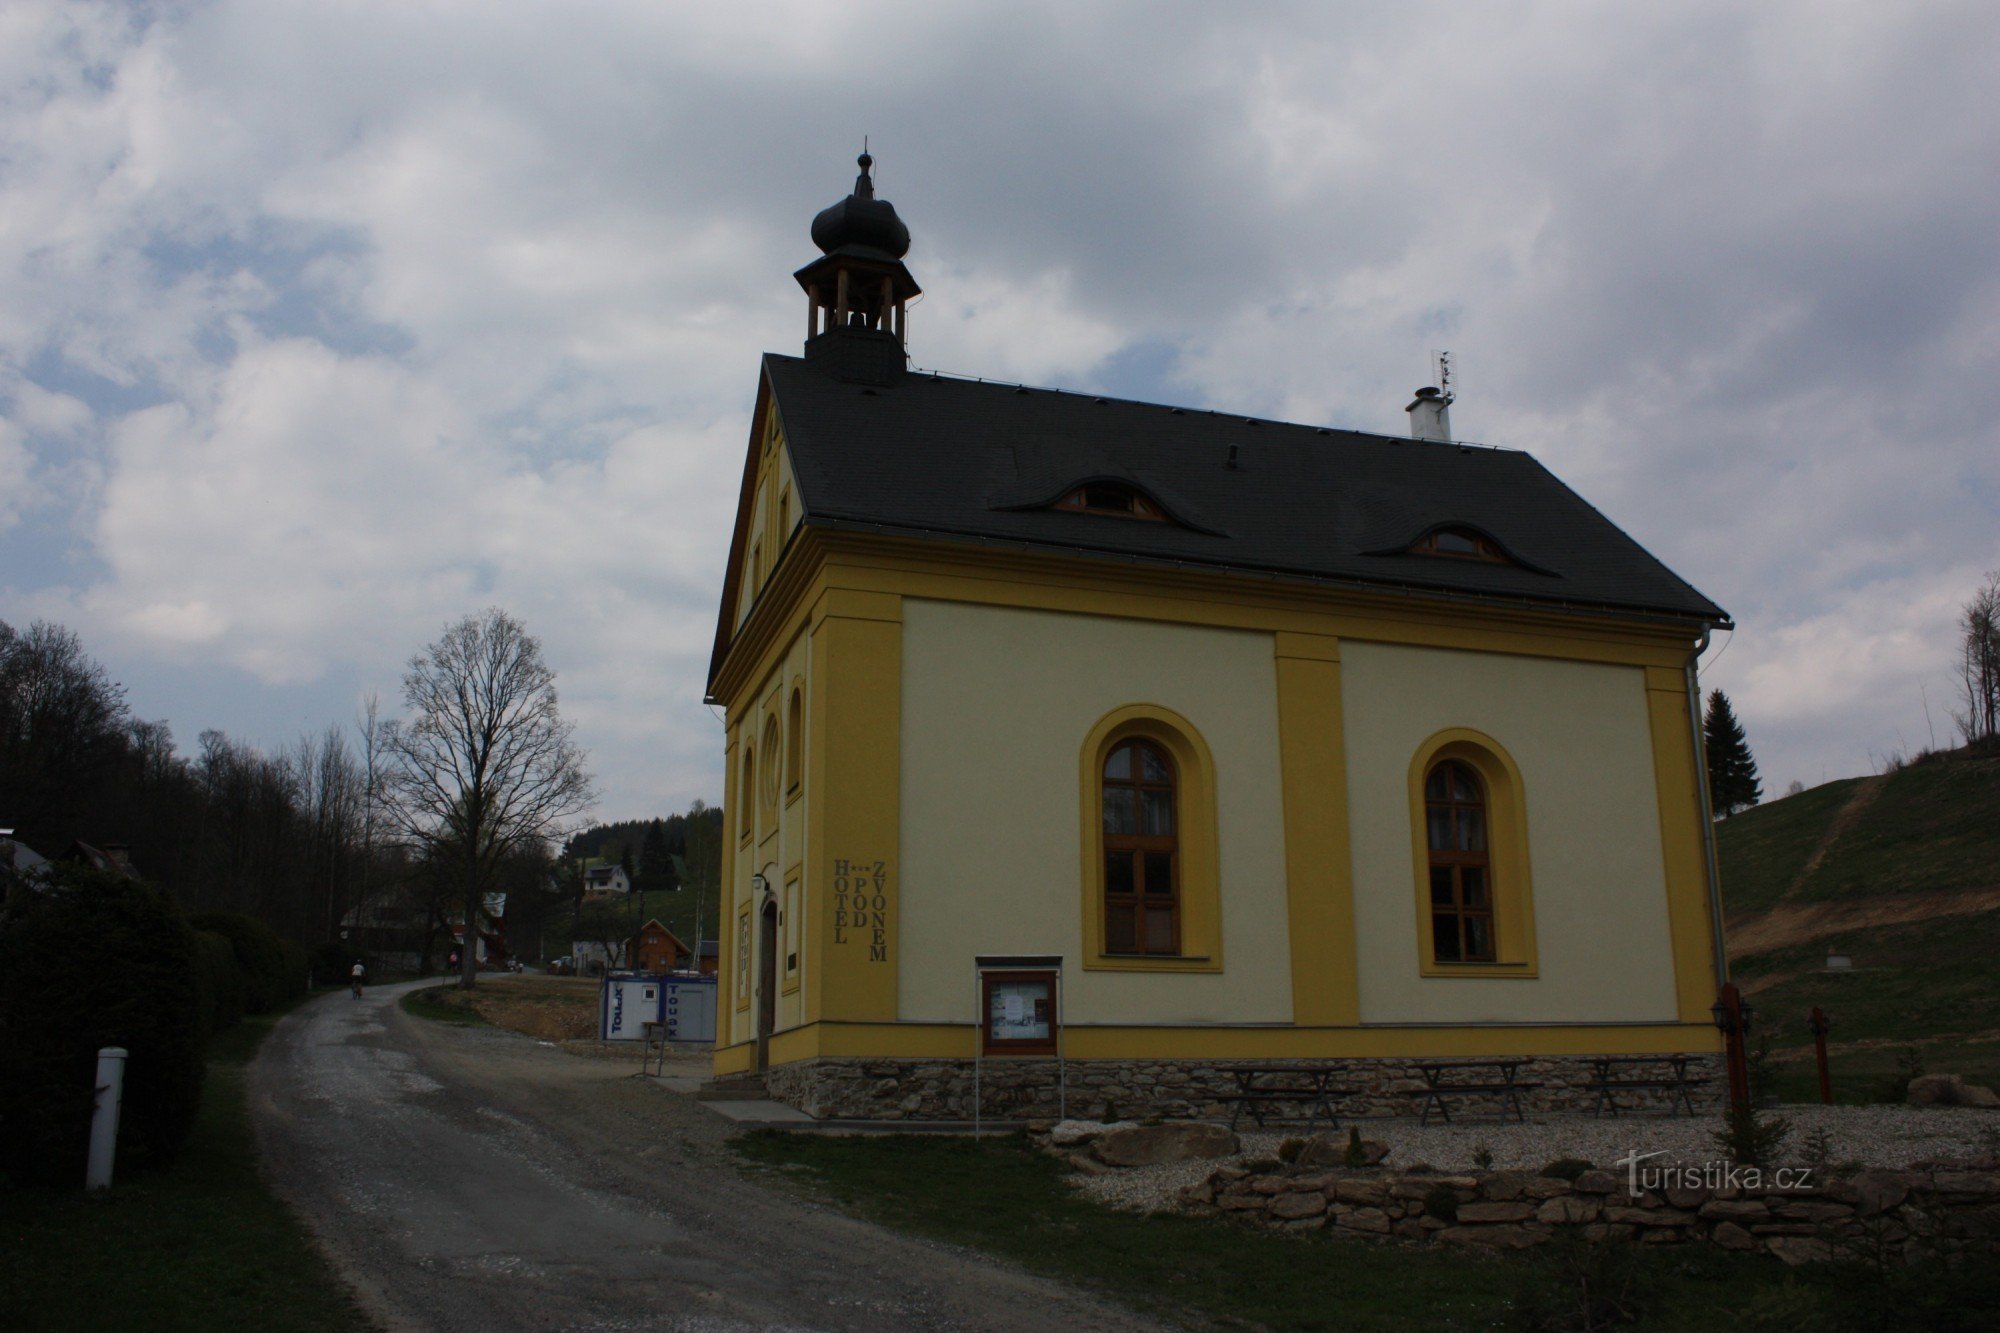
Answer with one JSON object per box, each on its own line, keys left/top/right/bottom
{"left": 709, "top": 524, "right": 1707, "bottom": 710}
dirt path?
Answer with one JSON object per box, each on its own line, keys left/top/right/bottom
{"left": 1727, "top": 883, "right": 2000, "bottom": 959}
{"left": 250, "top": 981, "right": 1157, "bottom": 1332}
{"left": 1775, "top": 775, "right": 1883, "bottom": 906}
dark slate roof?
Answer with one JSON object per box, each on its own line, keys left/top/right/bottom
{"left": 764, "top": 355, "right": 1729, "bottom": 627}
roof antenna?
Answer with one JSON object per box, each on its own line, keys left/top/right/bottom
{"left": 1432, "top": 350, "right": 1455, "bottom": 405}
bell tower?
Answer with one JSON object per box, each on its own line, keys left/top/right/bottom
{"left": 794, "top": 151, "right": 920, "bottom": 386}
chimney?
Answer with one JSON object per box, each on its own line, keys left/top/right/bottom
{"left": 1406, "top": 386, "right": 1453, "bottom": 442}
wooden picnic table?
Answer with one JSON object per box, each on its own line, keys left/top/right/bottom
{"left": 1415, "top": 1059, "right": 1542, "bottom": 1125}
{"left": 1585, "top": 1054, "right": 1711, "bottom": 1117}
{"left": 1214, "top": 1065, "right": 1356, "bottom": 1131}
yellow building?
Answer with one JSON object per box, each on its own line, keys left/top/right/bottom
{"left": 706, "top": 155, "right": 1729, "bottom": 1121}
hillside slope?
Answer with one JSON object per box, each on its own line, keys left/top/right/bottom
{"left": 1716, "top": 743, "right": 2000, "bottom": 1100}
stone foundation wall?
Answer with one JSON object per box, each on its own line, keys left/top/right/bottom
{"left": 764, "top": 1053, "right": 1723, "bottom": 1122}
{"left": 1187, "top": 1159, "right": 2000, "bottom": 1266}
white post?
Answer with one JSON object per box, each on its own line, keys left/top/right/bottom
{"left": 85, "top": 1047, "right": 128, "bottom": 1191}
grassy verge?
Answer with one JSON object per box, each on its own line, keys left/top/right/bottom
{"left": 0, "top": 999, "right": 370, "bottom": 1332}
{"left": 398, "top": 984, "right": 491, "bottom": 1026}
{"left": 732, "top": 1132, "right": 1796, "bottom": 1331}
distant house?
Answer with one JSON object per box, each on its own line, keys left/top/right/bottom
{"left": 697, "top": 939, "right": 719, "bottom": 977}
{"left": 0, "top": 831, "right": 51, "bottom": 903}
{"left": 62, "top": 841, "right": 140, "bottom": 879}
{"left": 582, "top": 862, "right": 632, "bottom": 895}
{"left": 631, "top": 918, "right": 692, "bottom": 972}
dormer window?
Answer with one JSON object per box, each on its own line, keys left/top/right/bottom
{"left": 1411, "top": 526, "right": 1508, "bottom": 563}
{"left": 1055, "top": 484, "right": 1164, "bottom": 521}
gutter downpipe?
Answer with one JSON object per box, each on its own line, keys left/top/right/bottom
{"left": 1685, "top": 624, "right": 1729, "bottom": 985}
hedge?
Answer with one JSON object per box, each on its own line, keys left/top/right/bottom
{"left": 188, "top": 912, "right": 298, "bottom": 1013}
{"left": 193, "top": 928, "right": 244, "bottom": 1035}
{"left": 0, "top": 864, "right": 206, "bottom": 1186}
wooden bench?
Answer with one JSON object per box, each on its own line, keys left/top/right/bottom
{"left": 1415, "top": 1060, "right": 1543, "bottom": 1124}
{"left": 1214, "top": 1065, "right": 1356, "bottom": 1131}
{"left": 1586, "top": 1056, "right": 1710, "bottom": 1117}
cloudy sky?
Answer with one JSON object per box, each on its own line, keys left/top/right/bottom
{"left": 3, "top": 1, "right": 1996, "bottom": 820}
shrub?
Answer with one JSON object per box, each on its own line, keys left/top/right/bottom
{"left": 1540, "top": 1158, "right": 1593, "bottom": 1181}
{"left": 189, "top": 912, "right": 289, "bottom": 1013}
{"left": 1343, "top": 1126, "right": 1366, "bottom": 1168}
{"left": 193, "top": 929, "right": 244, "bottom": 1035}
{"left": 0, "top": 864, "right": 206, "bottom": 1185}
{"left": 1277, "top": 1136, "right": 1310, "bottom": 1164}
{"left": 277, "top": 938, "right": 308, "bottom": 1002}
{"left": 1714, "top": 1104, "right": 1792, "bottom": 1169}
{"left": 1506, "top": 1232, "right": 1655, "bottom": 1332}
{"left": 1879, "top": 1047, "right": 1925, "bottom": 1104}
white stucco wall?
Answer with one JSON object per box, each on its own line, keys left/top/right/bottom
{"left": 898, "top": 599, "right": 1293, "bottom": 1026}
{"left": 1340, "top": 641, "right": 1680, "bottom": 1024}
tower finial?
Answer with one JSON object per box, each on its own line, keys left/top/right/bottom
{"left": 855, "top": 142, "right": 874, "bottom": 198}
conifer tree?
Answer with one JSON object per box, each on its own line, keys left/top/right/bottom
{"left": 1703, "top": 689, "right": 1762, "bottom": 818}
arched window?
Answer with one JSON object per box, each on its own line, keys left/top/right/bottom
{"left": 1410, "top": 526, "right": 1508, "bottom": 563}
{"left": 1054, "top": 483, "right": 1164, "bottom": 521}
{"left": 785, "top": 686, "right": 804, "bottom": 796}
{"left": 1080, "top": 705, "right": 1221, "bottom": 972}
{"left": 1101, "top": 739, "right": 1179, "bottom": 954}
{"left": 1406, "top": 728, "right": 1538, "bottom": 976}
{"left": 760, "top": 715, "right": 782, "bottom": 816}
{"left": 1425, "top": 759, "right": 1494, "bottom": 962}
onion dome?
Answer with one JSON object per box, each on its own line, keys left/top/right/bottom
{"left": 809, "top": 152, "right": 911, "bottom": 259}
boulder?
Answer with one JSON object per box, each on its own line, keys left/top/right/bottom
{"left": 1765, "top": 1236, "right": 1834, "bottom": 1267}
{"left": 1572, "top": 1170, "right": 1622, "bottom": 1195}
{"left": 1536, "top": 1195, "right": 1601, "bottom": 1225}
{"left": 1049, "top": 1118, "right": 1132, "bottom": 1147}
{"left": 1907, "top": 1073, "right": 2000, "bottom": 1108}
{"left": 1456, "top": 1201, "right": 1537, "bottom": 1224}
{"left": 1850, "top": 1170, "right": 1910, "bottom": 1217}
{"left": 1331, "top": 1205, "right": 1393, "bottom": 1234}
{"left": 1092, "top": 1121, "right": 1240, "bottom": 1167}
{"left": 1711, "top": 1221, "right": 1758, "bottom": 1251}
{"left": 1269, "top": 1191, "right": 1328, "bottom": 1221}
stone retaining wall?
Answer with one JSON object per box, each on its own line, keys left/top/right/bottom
{"left": 1185, "top": 1159, "right": 2000, "bottom": 1265}
{"left": 763, "top": 1053, "right": 1722, "bottom": 1121}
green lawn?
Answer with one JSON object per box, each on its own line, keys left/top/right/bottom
{"left": 1714, "top": 777, "right": 1863, "bottom": 916}
{"left": 0, "top": 996, "right": 370, "bottom": 1332}
{"left": 398, "top": 983, "right": 490, "bottom": 1025}
{"left": 1792, "top": 757, "right": 2000, "bottom": 905}
{"left": 733, "top": 1131, "right": 1811, "bottom": 1331}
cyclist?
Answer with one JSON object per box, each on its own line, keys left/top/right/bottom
{"left": 349, "top": 959, "right": 366, "bottom": 998}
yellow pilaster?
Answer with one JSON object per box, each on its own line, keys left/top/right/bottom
{"left": 1274, "top": 632, "right": 1359, "bottom": 1025}
{"left": 1645, "top": 665, "right": 1723, "bottom": 1022}
{"left": 806, "top": 585, "right": 903, "bottom": 1025}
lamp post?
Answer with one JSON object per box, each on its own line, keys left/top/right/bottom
{"left": 1710, "top": 983, "right": 1754, "bottom": 1113}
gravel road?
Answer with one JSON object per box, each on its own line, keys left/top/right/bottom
{"left": 251, "top": 981, "right": 1156, "bottom": 1332}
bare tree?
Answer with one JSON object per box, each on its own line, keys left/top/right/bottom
{"left": 384, "top": 609, "right": 594, "bottom": 988}
{"left": 1956, "top": 571, "right": 2000, "bottom": 748}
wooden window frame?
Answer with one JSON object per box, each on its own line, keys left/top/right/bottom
{"left": 1405, "top": 729, "right": 1538, "bottom": 978}
{"left": 981, "top": 969, "right": 1059, "bottom": 1056}
{"left": 1425, "top": 759, "right": 1497, "bottom": 963}
{"left": 1078, "top": 705, "right": 1222, "bottom": 973}
{"left": 1100, "top": 738, "right": 1181, "bottom": 956}
{"left": 1054, "top": 484, "right": 1165, "bottom": 521}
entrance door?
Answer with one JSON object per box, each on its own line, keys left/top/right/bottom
{"left": 755, "top": 899, "right": 778, "bottom": 1072}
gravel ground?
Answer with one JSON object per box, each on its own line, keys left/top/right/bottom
{"left": 1069, "top": 1105, "right": 2000, "bottom": 1214}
